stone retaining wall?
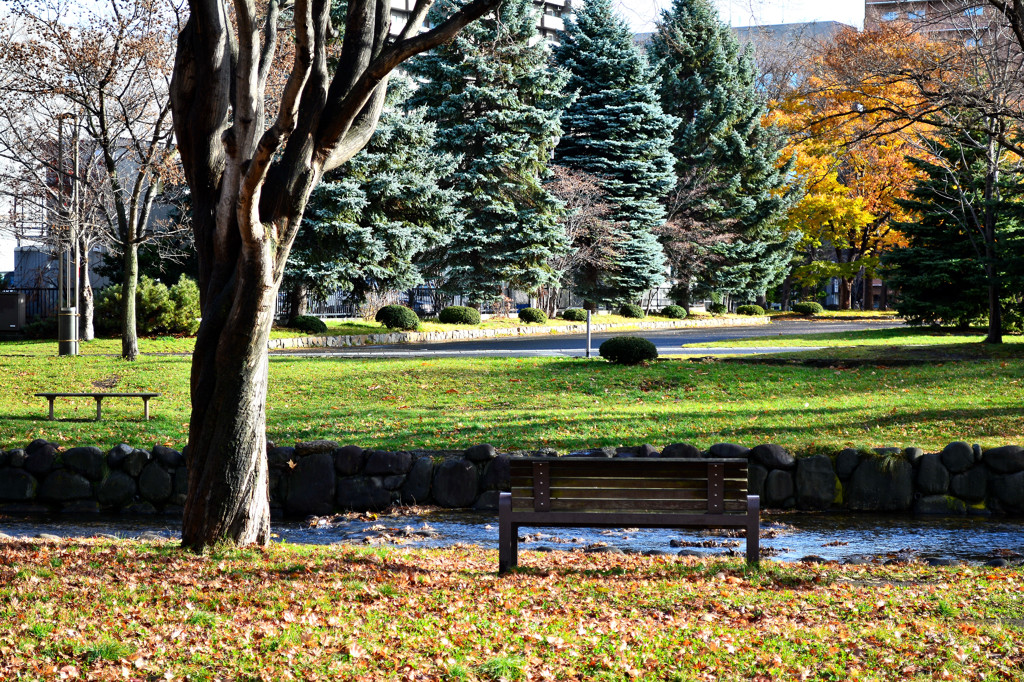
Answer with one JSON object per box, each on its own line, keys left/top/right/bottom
{"left": 267, "top": 315, "right": 770, "bottom": 350}
{"left": 2, "top": 438, "right": 1023, "bottom": 518}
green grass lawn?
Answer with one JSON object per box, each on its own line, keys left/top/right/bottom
{"left": 682, "top": 326, "right": 1021, "bottom": 349}
{"left": 0, "top": 540, "right": 1019, "bottom": 680}
{"left": 1, "top": 341, "right": 1021, "bottom": 453}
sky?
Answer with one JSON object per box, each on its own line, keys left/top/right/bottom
{"left": 618, "top": 0, "right": 865, "bottom": 32}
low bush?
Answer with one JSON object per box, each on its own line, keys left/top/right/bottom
{"left": 291, "top": 315, "right": 328, "bottom": 334}
{"left": 619, "top": 304, "right": 645, "bottom": 319}
{"left": 517, "top": 307, "right": 547, "bottom": 324}
{"left": 792, "top": 301, "right": 824, "bottom": 316}
{"left": 22, "top": 315, "right": 58, "bottom": 340}
{"left": 438, "top": 306, "right": 481, "bottom": 325}
{"left": 736, "top": 304, "right": 766, "bottom": 316}
{"left": 598, "top": 336, "right": 658, "bottom": 365}
{"left": 376, "top": 305, "right": 419, "bottom": 331}
{"left": 707, "top": 302, "right": 727, "bottom": 315}
{"left": 661, "top": 305, "right": 687, "bottom": 319}
{"left": 96, "top": 275, "right": 201, "bottom": 336}
{"left": 562, "top": 308, "right": 587, "bottom": 322}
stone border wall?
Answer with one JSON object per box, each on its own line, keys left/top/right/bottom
{"left": 2, "top": 438, "right": 1023, "bottom": 518}
{"left": 267, "top": 316, "right": 771, "bottom": 350}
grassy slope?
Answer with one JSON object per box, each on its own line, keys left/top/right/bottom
{"left": 682, "top": 326, "right": 1024, "bottom": 349}
{"left": 0, "top": 540, "right": 1020, "bottom": 680}
{"left": 1, "top": 344, "right": 1021, "bottom": 453}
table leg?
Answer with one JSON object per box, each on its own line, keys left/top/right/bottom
{"left": 143, "top": 398, "right": 150, "bottom": 420}
{"left": 95, "top": 397, "right": 102, "bottom": 421}
{"left": 48, "top": 398, "right": 54, "bottom": 421}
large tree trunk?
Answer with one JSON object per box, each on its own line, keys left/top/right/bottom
{"left": 182, "top": 254, "right": 275, "bottom": 547}
{"left": 78, "top": 240, "right": 94, "bottom": 342}
{"left": 121, "top": 243, "right": 140, "bottom": 360}
{"left": 838, "top": 277, "right": 852, "bottom": 309}
{"left": 780, "top": 276, "right": 792, "bottom": 311}
{"left": 286, "top": 284, "right": 309, "bottom": 325}
{"left": 983, "top": 135, "right": 1002, "bottom": 344}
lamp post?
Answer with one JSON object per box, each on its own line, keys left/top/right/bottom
{"left": 55, "top": 113, "right": 79, "bottom": 356}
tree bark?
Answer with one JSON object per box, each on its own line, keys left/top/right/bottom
{"left": 286, "top": 284, "right": 309, "bottom": 325}
{"left": 78, "top": 240, "right": 95, "bottom": 342}
{"left": 121, "top": 243, "right": 140, "bottom": 360}
{"left": 838, "top": 277, "right": 852, "bottom": 309}
{"left": 983, "top": 134, "right": 1002, "bottom": 344}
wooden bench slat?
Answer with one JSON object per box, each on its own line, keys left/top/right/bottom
{"left": 510, "top": 476, "right": 748, "bottom": 491}
{"left": 510, "top": 461, "right": 747, "bottom": 478}
{"left": 509, "top": 486, "right": 747, "bottom": 502}
{"left": 502, "top": 510, "right": 754, "bottom": 528}
{"left": 511, "top": 498, "right": 750, "bottom": 513}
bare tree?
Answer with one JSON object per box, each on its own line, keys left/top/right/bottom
{"left": 169, "top": 0, "right": 503, "bottom": 549}
{"left": 539, "top": 167, "right": 621, "bottom": 316}
{"left": 0, "top": 0, "right": 184, "bottom": 358}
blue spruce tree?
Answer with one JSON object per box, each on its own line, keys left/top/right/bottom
{"left": 552, "top": 0, "right": 677, "bottom": 306}
{"left": 406, "top": 0, "right": 570, "bottom": 306}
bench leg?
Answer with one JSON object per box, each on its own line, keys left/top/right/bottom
{"left": 746, "top": 495, "right": 760, "bottom": 566}
{"left": 95, "top": 397, "right": 102, "bottom": 421}
{"left": 498, "top": 492, "right": 517, "bottom": 574}
{"left": 143, "top": 398, "right": 150, "bottom": 420}
{"left": 47, "top": 398, "right": 54, "bottom": 421}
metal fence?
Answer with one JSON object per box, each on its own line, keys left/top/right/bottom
{"left": 0, "top": 288, "right": 59, "bottom": 320}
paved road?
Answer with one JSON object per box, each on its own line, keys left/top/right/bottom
{"left": 274, "top": 319, "right": 903, "bottom": 359}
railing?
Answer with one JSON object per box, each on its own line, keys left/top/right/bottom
{"left": 0, "top": 287, "right": 59, "bottom": 320}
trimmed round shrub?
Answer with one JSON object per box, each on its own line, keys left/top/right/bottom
{"left": 376, "top": 304, "right": 419, "bottom": 331}
{"left": 291, "top": 315, "right": 327, "bottom": 334}
{"left": 96, "top": 275, "right": 202, "bottom": 336}
{"left": 517, "top": 307, "right": 547, "bottom": 324}
{"left": 438, "top": 305, "right": 481, "bottom": 325}
{"left": 792, "top": 301, "right": 824, "bottom": 316}
{"left": 562, "top": 308, "right": 587, "bottom": 322}
{"left": 707, "top": 302, "right": 727, "bottom": 315}
{"left": 736, "top": 304, "right": 766, "bottom": 316}
{"left": 599, "top": 336, "right": 658, "bottom": 365}
{"left": 619, "top": 303, "right": 645, "bottom": 319}
{"left": 661, "top": 305, "right": 687, "bottom": 319}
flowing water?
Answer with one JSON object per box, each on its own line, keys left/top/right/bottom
{"left": 1, "top": 510, "right": 1021, "bottom": 564}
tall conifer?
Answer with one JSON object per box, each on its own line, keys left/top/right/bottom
{"left": 553, "top": 0, "right": 677, "bottom": 305}
{"left": 650, "top": 0, "right": 797, "bottom": 305}
{"left": 407, "top": 0, "right": 570, "bottom": 305}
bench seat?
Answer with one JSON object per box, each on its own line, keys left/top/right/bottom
{"left": 498, "top": 457, "right": 759, "bottom": 573}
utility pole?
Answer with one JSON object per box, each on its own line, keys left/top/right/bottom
{"left": 56, "top": 113, "right": 79, "bottom": 356}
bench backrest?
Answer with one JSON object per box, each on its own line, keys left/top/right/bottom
{"left": 508, "top": 457, "right": 749, "bottom": 515}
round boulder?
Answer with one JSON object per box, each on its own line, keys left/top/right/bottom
{"left": 7, "top": 449, "right": 27, "bottom": 468}
{"left": 399, "top": 457, "right": 433, "bottom": 504}
{"left": 152, "top": 445, "right": 184, "bottom": 468}
{"left": 285, "top": 452, "right": 336, "bottom": 516}
{"left": 708, "top": 443, "right": 750, "bottom": 459}
{"left": 0, "top": 469, "right": 37, "bottom": 501}
{"left": 951, "top": 466, "right": 987, "bottom": 503}
{"left": 795, "top": 454, "right": 837, "bottom": 510}
{"left": 24, "top": 445, "right": 56, "bottom": 476}
{"left": 107, "top": 443, "right": 134, "bottom": 469}
{"left": 464, "top": 443, "right": 497, "bottom": 463}
{"left": 480, "top": 455, "right": 510, "bottom": 491}
{"left": 661, "top": 443, "right": 702, "bottom": 459}
{"left": 835, "top": 449, "right": 861, "bottom": 480}
{"left": 139, "top": 463, "right": 173, "bottom": 503}
{"left": 916, "top": 454, "right": 950, "bottom": 496}
{"left": 983, "top": 445, "right": 1024, "bottom": 474}
{"left": 124, "top": 450, "right": 151, "bottom": 478}
{"left": 363, "top": 450, "right": 413, "bottom": 476}
{"left": 294, "top": 440, "right": 339, "bottom": 458}
{"left": 747, "top": 464, "right": 769, "bottom": 500}
{"left": 39, "top": 470, "right": 91, "bottom": 501}
{"left": 97, "top": 472, "right": 137, "bottom": 507}
{"left": 914, "top": 495, "right": 966, "bottom": 516}
{"left": 751, "top": 444, "right": 795, "bottom": 470}
{"left": 62, "top": 446, "right": 105, "bottom": 481}
{"left": 846, "top": 457, "right": 913, "bottom": 512}
{"left": 336, "top": 476, "right": 392, "bottom": 511}
{"left": 432, "top": 458, "right": 479, "bottom": 508}
{"left": 941, "top": 442, "right": 974, "bottom": 474}
{"left": 332, "top": 446, "right": 366, "bottom": 476}
{"left": 268, "top": 446, "right": 297, "bottom": 469}
{"left": 990, "top": 471, "right": 1024, "bottom": 513}
{"left": 764, "top": 469, "right": 795, "bottom": 508}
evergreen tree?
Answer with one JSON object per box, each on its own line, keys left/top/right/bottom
{"left": 649, "top": 0, "right": 798, "bottom": 306}
{"left": 552, "top": 0, "right": 677, "bottom": 305}
{"left": 284, "top": 79, "right": 462, "bottom": 318}
{"left": 406, "top": 0, "right": 570, "bottom": 305}
{"left": 884, "top": 128, "right": 1024, "bottom": 330}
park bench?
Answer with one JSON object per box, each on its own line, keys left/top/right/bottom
{"left": 498, "top": 457, "right": 759, "bottom": 573}
{"left": 35, "top": 392, "right": 161, "bottom": 421}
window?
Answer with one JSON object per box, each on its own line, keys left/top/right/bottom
{"left": 882, "top": 11, "right": 899, "bottom": 21}
{"left": 964, "top": 6, "right": 984, "bottom": 16}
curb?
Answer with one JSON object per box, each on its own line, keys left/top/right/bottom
{"left": 267, "top": 316, "right": 771, "bottom": 350}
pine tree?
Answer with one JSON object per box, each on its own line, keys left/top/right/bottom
{"left": 884, "top": 128, "right": 1024, "bottom": 331}
{"left": 406, "top": 0, "right": 570, "bottom": 305}
{"left": 649, "top": 0, "right": 798, "bottom": 305}
{"left": 552, "top": 0, "right": 677, "bottom": 305}
{"left": 284, "top": 79, "right": 462, "bottom": 317}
